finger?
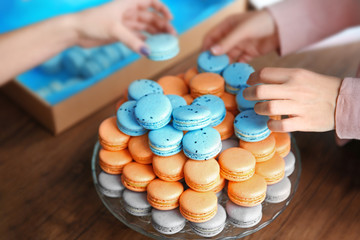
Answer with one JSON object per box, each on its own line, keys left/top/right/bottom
{"left": 112, "top": 25, "right": 147, "bottom": 54}
{"left": 267, "top": 117, "right": 303, "bottom": 132}
{"left": 237, "top": 54, "right": 253, "bottom": 63}
{"left": 137, "top": 11, "right": 176, "bottom": 34}
{"left": 227, "top": 48, "right": 242, "bottom": 61}
{"left": 247, "top": 67, "right": 293, "bottom": 85}
{"left": 254, "top": 100, "right": 299, "bottom": 116}
{"left": 147, "top": 0, "right": 173, "bottom": 19}
{"left": 243, "top": 84, "right": 291, "bottom": 101}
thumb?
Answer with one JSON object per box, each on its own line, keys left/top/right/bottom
{"left": 210, "top": 25, "right": 248, "bottom": 56}
{"left": 113, "top": 25, "right": 149, "bottom": 56}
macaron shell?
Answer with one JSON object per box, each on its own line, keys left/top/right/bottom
{"left": 122, "top": 162, "right": 156, "bottom": 192}
{"left": 197, "top": 51, "right": 229, "bottom": 74}
{"left": 192, "top": 94, "right": 226, "bottom": 127}
{"left": 179, "top": 189, "right": 218, "bottom": 223}
{"left": 127, "top": 79, "right": 163, "bottom": 101}
{"left": 148, "top": 124, "right": 184, "bottom": 156}
{"left": 234, "top": 110, "right": 271, "bottom": 142}
{"left": 146, "top": 33, "right": 179, "bottom": 61}
{"left": 221, "top": 92, "right": 238, "bottom": 116}
{"left": 265, "top": 176, "right": 291, "bottom": 203}
{"left": 152, "top": 152, "right": 187, "bottom": 181}
{"left": 128, "top": 134, "right": 153, "bottom": 164}
{"left": 98, "top": 171, "right": 125, "bottom": 198}
{"left": 117, "top": 101, "right": 147, "bottom": 136}
{"left": 172, "top": 105, "right": 211, "bottom": 131}
{"left": 214, "top": 111, "right": 235, "bottom": 140}
{"left": 147, "top": 179, "right": 184, "bottom": 210}
{"left": 184, "top": 159, "right": 220, "bottom": 192}
{"left": 211, "top": 176, "right": 226, "bottom": 194}
{"left": 151, "top": 209, "right": 186, "bottom": 235}
{"left": 272, "top": 132, "right": 291, "bottom": 157}
{"left": 158, "top": 76, "right": 189, "bottom": 96}
{"left": 123, "top": 189, "right": 152, "bottom": 216}
{"left": 166, "top": 95, "right": 187, "bottom": 112}
{"left": 222, "top": 62, "right": 255, "bottom": 94}
{"left": 99, "top": 148, "right": 132, "bottom": 174}
{"left": 255, "top": 153, "right": 285, "bottom": 185}
{"left": 184, "top": 67, "right": 198, "bottom": 86}
{"left": 284, "top": 151, "right": 296, "bottom": 176}
{"left": 190, "top": 72, "right": 225, "bottom": 98}
{"left": 226, "top": 200, "right": 262, "bottom": 228}
{"left": 239, "top": 134, "right": 276, "bottom": 162}
{"left": 98, "top": 116, "right": 130, "bottom": 151}
{"left": 227, "top": 174, "right": 267, "bottom": 207}
{"left": 218, "top": 147, "right": 256, "bottom": 182}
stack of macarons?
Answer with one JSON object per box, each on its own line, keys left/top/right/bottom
{"left": 97, "top": 51, "right": 296, "bottom": 237}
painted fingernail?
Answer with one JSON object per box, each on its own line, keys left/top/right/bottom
{"left": 140, "top": 46, "right": 150, "bottom": 57}
{"left": 210, "top": 45, "right": 222, "bottom": 55}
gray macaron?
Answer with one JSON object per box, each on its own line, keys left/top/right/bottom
{"left": 226, "top": 200, "right": 262, "bottom": 228}
{"left": 98, "top": 171, "right": 124, "bottom": 198}
{"left": 123, "top": 189, "right": 152, "bottom": 216}
{"left": 266, "top": 177, "right": 291, "bottom": 203}
{"left": 151, "top": 208, "right": 186, "bottom": 235}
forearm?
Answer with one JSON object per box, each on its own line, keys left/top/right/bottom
{"left": 0, "top": 14, "right": 78, "bottom": 86}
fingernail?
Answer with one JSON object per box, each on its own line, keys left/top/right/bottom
{"left": 210, "top": 45, "right": 222, "bottom": 55}
{"left": 140, "top": 46, "right": 150, "bottom": 57}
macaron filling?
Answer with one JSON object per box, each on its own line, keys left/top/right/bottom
{"left": 149, "top": 141, "right": 182, "bottom": 156}
{"left": 180, "top": 205, "right": 217, "bottom": 223}
{"left": 220, "top": 167, "right": 255, "bottom": 182}
{"left": 228, "top": 191, "right": 266, "bottom": 206}
{"left": 121, "top": 175, "right": 150, "bottom": 192}
{"left": 234, "top": 127, "right": 271, "bottom": 142}
{"left": 147, "top": 195, "right": 180, "bottom": 209}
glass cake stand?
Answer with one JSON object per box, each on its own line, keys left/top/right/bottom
{"left": 91, "top": 136, "right": 301, "bottom": 240}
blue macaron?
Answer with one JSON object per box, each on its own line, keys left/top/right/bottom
{"left": 222, "top": 63, "right": 255, "bottom": 94}
{"left": 116, "top": 101, "right": 147, "bottom": 136}
{"left": 98, "top": 171, "right": 125, "bottom": 198}
{"left": 40, "top": 54, "right": 63, "bottom": 74}
{"left": 284, "top": 151, "right": 296, "bottom": 176}
{"left": 63, "top": 48, "right": 87, "bottom": 76}
{"left": 122, "top": 189, "right": 152, "bottom": 216}
{"left": 91, "top": 51, "right": 112, "bottom": 70}
{"left": 234, "top": 110, "right": 270, "bottom": 142}
{"left": 146, "top": 33, "right": 179, "bottom": 61}
{"left": 172, "top": 105, "right": 211, "bottom": 131}
{"left": 148, "top": 124, "right": 184, "bottom": 156}
{"left": 226, "top": 200, "right": 262, "bottom": 228}
{"left": 197, "top": 51, "right": 229, "bottom": 74}
{"left": 127, "top": 79, "right": 163, "bottom": 101}
{"left": 101, "top": 44, "right": 123, "bottom": 64}
{"left": 151, "top": 208, "right": 186, "bottom": 235}
{"left": 166, "top": 95, "right": 187, "bottom": 113}
{"left": 236, "top": 87, "right": 259, "bottom": 111}
{"left": 182, "top": 127, "right": 222, "bottom": 160}
{"left": 190, "top": 204, "right": 227, "bottom": 237}
{"left": 80, "top": 59, "right": 103, "bottom": 78}
{"left": 134, "top": 93, "right": 172, "bottom": 130}
{"left": 192, "top": 94, "right": 226, "bottom": 127}
{"left": 265, "top": 177, "right": 291, "bottom": 203}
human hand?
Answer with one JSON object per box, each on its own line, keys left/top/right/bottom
{"left": 73, "top": 0, "right": 175, "bottom": 55}
{"left": 202, "top": 10, "right": 278, "bottom": 62}
{"left": 243, "top": 68, "right": 342, "bottom": 132}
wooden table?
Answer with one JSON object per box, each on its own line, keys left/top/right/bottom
{"left": 1, "top": 42, "right": 360, "bottom": 240}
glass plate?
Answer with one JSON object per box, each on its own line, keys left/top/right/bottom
{"left": 91, "top": 136, "right": 301, "bottom": 240}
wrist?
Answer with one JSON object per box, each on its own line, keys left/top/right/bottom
{"left": 55, "top": 14, "right": 80, "bottom": 48}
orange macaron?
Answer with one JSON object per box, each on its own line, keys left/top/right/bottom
{"left": 152, "top": 152, "right": 187, "bottom": 181}
{"left": 239, "top": 134, "right": 276, "bottom": 162}
{"left": 214, "top": 111, "right": 235, "bottom": 140}
{"left": 157, "top": 75, "right": 189, "bottom": 96}
{"left": 211, "top": 176, "right": 226, "bottom": 195}
{"left": 220, "top": 92, "right": 238, "bottom": 116}
{"left": 184, "top": 67, "right": 198, "bottom": 86}
{"left": 99, "top": 148, "right": 132, "bottom": 174}
{"left": 227, "top": 174, "right": 267, "bottom": 207}
{"left": 98, "top": 116, "right": 130, "bottom": 151}
{"left": 255, "top": 153, "right": 285, "bottom": 185}
{"left": 272, "top": 132, "right": 291, "bottom": 157}
{"left": 190, "top": 72, "right": 225, "bottom": 98}
{"left": 218, "top": 147, "right": 256, "bottom": 182}
{"left": 177, "top": 72, "right": 185, "bottom": 79}
{"left": 179, "top": 189, "right": 218, "bottom": 223}
{"left": 182, "top": 94, "right": 194, "bottom": 104}
{"left": 184, "top": 159, "right": 220, "bottom": 192}
{"left": 121, "top": 162, "right": 156, "bottom": 192}
{"left": 128, "top": 134, "right": 153, "bottom": 164}
{"left": 147, "top": 179, "right": 184, "bottom": 210}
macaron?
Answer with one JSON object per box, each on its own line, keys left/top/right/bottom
{"left": 222, "top": 62, "right": 255, "bottom": 94}
{"left": 265, "top": 176, "right": 291, "bottom": 203}
{"left": 213, "top": 111, "right": 235, "bottom": 140}
{"left": 284, "top": 151, "right": 296, "bottom": 176}
{"left": 98, "top": 116, "right": 130, "bottom": 151}
{"left": 98, "top": 148, "right": 132, "bottom": 174}
{"left": 116, "top": 101, "right": 147, "bottom": 136}
{"left": 197, "top": 51, "right": 229, "bottom": 74}
{"left": 92, "top": 51, "right": 112, "bottom": 70}
{"left": 192, "top": 94, "right": 226, "bottom": 126}
{"left": 221, "top": 92, "right": 238, "bottom": 116}
{"left": 190, "top": 204, "right": 227, "bottom": 237}
{"left": 211, "top": 176, "right": 226, "bottom": 195}
{"left": 166, "top": 94, "right": 187, "bottom": 113}
{"left": 179, "top": 189, "right": 218, "bottom": 223}
{"left": 121, "top": 162, "right": 156, "bottom": 192}
{"left": 184, "top": 159, "right": 220, "bottom": 192}
{"left": 115, "top": 97, "right": 126, "bottom": 112}
{"left": 146, "top": 33, "right": 179, "bottom": 61}
{"left": 134, "top": 93, "right": 172, "bottom": 130}
{"left": 151, "top": 208, "right": 186, "bottom": 235}
{"left": 272, "top": 132, "right": 291, "bottom": 157}
{"left": 101, "top": 44, "right": 123, "bottom": 63}
{"left": 172, "top": 105, "right": 211, "bottom": 131}
{"left": 239, "top": 134, "right": 276, "bottom": 162}
{"left": 123, "top": 189, "right": 152, "bottom": 216}
{"left": 152, "top": 152, "right": 187, "bottom": 181}
{"left": 226, "top": 200, "right": 262, "bottom": 228}
{"left": 80, "top": 59, "right": 103, "bottom": 78}
{"left": 148, "top": 124, "right": 184, "bottom": 156}
{"left": 182, "top": 94, "right": 194, "bottom": 105}
{"left": 177, "top": 72, "right": 185, "bottom": 79}
{"left": 98, "top": 171, "right": 125, "bottom": 198}
{"left": 236, "top": 87, "right": 258, "bottom": 111}
{"left": 114, "top": 42, "right": 133, "bottom": 58}
{"left": 40, "top": 54, "right": 62, "bottom": 74}
{"left": 234, "top": 110, "right": 271, "bottom": 142}
{"left": 227, "top": 174, "right": 267, "bottom": 207}
{"left": 184, "top": 67, "right": 198, "bottom": 86}
{"left": 63, "top": 47, "right": 87, "bottom": 76}
{"left": 255, "top": 153, "right": 285, "bottom": 185}
{"left": 218, "top": 147, "right": 256, "bottom": 182}
{"left": 158, "top": 76, "right": 189, "bottom": 96}
{"left": 190, "top": 72, "right": 225, "bottom": 98}
{"left": 220, "top": 138, "right": 239, "bottom": 154}
{"left": 147, "top": 179, "right": 184, "bottom": 210}
{"left": 128, "top": 134, "right": 153, "bottom": 164}
{"left": 182, "top": 127, "right": 222, "bottom": 160}
{"left": 127, "top": 79, "right": 163, "bottom": 101}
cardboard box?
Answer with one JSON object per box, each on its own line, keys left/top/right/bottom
{"left": 2, "top": 0, "right": 247, "bottom": 134}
